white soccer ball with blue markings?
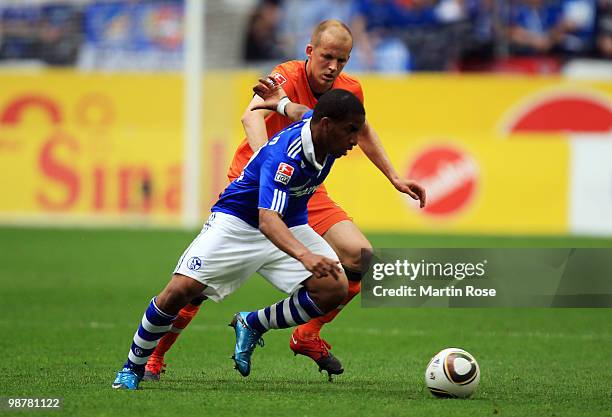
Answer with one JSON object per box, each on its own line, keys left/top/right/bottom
{"left": 425, "top": 348, "right": 480, "bottom": 398}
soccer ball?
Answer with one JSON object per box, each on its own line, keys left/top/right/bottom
{"left": 425, "top": 348, "right": 480, "bottom": 398}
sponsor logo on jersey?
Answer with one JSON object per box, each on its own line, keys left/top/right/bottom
{"left": 187, "top": 257, "right": 202, "bottom": 270}
{"left": 407, "top": 145, "right": 478, "bottom": 217}
{"left": 274, "top": 162, "right": 294, "bottom": 185}
{"left": 291, "top": 184, "right": 318, "bottom": 197}
{"left": 271, "top": 72, "right": 287, "bottom": 86}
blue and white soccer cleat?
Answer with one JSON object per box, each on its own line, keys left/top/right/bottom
{"left": 229, "top": 312, "right": 264, "bottom": 377}
{"left": 112, "top": 367, "right": 142, "bottom": 390}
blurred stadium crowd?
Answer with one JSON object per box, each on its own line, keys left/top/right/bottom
{"left": 0, "top": 0, "right": 611, "bottom": 73}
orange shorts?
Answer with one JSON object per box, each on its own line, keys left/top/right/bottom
{"left": 307, "top": 186, "right": 352, "bottom": 236}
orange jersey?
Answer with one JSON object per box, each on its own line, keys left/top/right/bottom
{"left": 227, "top": 60, "right": 364, "bottom": 181}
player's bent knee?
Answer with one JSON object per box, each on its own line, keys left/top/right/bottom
{"left": 319, "top": 277, "right": 348, "bottom": 313}
{"left": 157, "top": 274, "right": 206, "bottom": 314}
{"left": 339, "top": 241, "right": 373, "bottom": 271}
{"left": 326, "top": 281, "right": 348, "bottom": 312}
{"left": 324, "top": 221, "right": 372, "bottom": 271}
{"left": 304, "top": 273, "right": 348, "bottom": 313}
{"left": 333, "top": 278, "right": 349, "bottom": 304}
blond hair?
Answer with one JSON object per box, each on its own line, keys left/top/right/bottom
{"left": 310, "top": 19, "right": 353, "bottom": 48}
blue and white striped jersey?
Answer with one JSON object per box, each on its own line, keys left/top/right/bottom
{"left": 211, "top": 111, "right": 335, "bottom": 228}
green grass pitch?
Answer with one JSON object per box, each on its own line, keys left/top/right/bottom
{"left": 0, "top": 227, "right": 611, "bottom": 417}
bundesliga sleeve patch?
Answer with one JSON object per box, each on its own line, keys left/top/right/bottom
{"left": 274, "top": 162, "right": 294, "bottom": 185}
{"left": 271, "top": 72, "right": 287, "bottom": 86}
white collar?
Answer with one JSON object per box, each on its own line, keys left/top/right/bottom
{"left": 300, "top": 119, "right": 325, "bottom": 171}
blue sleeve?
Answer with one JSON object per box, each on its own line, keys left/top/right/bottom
{"left": 258, "top": 154, "right": 295, "bottom": 217}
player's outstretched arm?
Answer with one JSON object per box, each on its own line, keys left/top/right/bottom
{"left": 252, "top": 77, "right": 311, "bottom": 122}
{"left": 242, "top": 93, "right": 274, "bottom": 153}
{"left": 258, "top": 209, "right": 342, "bottom": 279}
{"left": 358, "top": 122, "right": 427, "bottom": 208}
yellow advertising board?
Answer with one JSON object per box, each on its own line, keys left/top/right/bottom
{"left": 0, "top": 71, "right": 184, "bottom": 225}
{"left": 1, "top": 71, "right": 611, "bottom": 234}
{"left": 322, "top": 75, "right": 612, "bottom": 234}
{"left": 326, "top": 133, "right": 569, "bottom": 234}
{"left": 0, "top": 70, "right": 247, "bottom": 226}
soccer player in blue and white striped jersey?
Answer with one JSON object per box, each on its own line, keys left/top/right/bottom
{"left": 112, "top": 85, "right": 365, "bottom": 389}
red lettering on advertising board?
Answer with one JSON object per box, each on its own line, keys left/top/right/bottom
{"left": 165, "top": 164, "right": 181, "bottom": 212}
{"left": 3, "top": 91, "right": 182, "bottom": 216}
{"left": 37, "top": 134, "right": 80, "bottom": 210}
{"left": 118, "top": 167, "right": 154, "bottom": 213}
{"left": 1, "top": 95, "right": 63, "bottom": 126}
{"left": 92, "top": 166, "right": 106, "bottom": 211}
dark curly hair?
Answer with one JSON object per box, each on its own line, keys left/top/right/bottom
{"left": 311, "top": 89, "right": 365, "bottom": 124}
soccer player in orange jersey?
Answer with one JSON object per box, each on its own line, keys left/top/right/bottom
{"left": 144, "top": 19, "right": 425, "bottom": 380}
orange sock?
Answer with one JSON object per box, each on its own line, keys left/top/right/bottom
{"left": 297, "top": 280, "right": 361, "bottom": 338}
{"left": 151, "top": 303, "right": 201, "bottom": 358}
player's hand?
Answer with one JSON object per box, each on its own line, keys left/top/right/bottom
{"left": 251, "top": 76, "right": 288, "bottom": 111}
{"left": 393, "top": 178, "right": 426, "bottom": 208}
{"left": 299, "top": 253, "right": 343, "bottom": 280}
